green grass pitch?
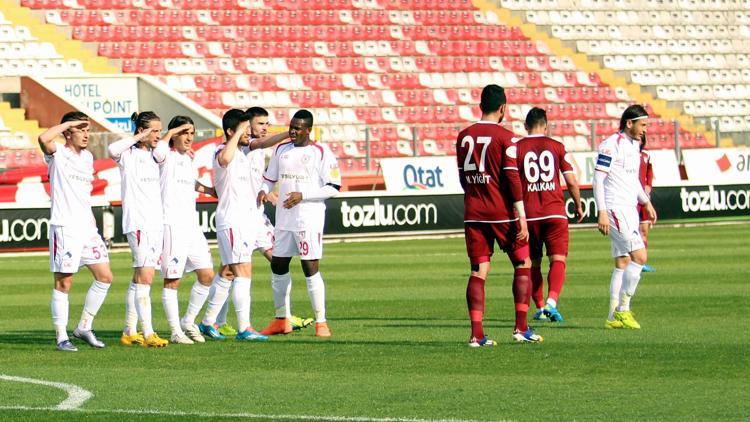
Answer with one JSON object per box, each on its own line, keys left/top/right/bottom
{"left": 0, "top": 224, "right": 749, "bottom": 421}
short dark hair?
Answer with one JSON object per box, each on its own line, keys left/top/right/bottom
{"left": 222, "top": 108, "right": 250, "bottom": 138}
{"left": 292, "top": 109, "right": 314, "bottom": 128}
{"left": 480, "top": 84, "right": 506, "bottom": 114}
{"left": 60, "top": 111, "right": 88, "bottom": 124}
{"left": 246, "top": 106, "right": 269, "bottom": 120}
{"left": 525, "top": 107, "right": 547, "bottom": 130}
{"left": 131, "top": 111, "right": 160, "bottom": 134}
{"left": 167, "top": 115, "right": 194, "bottom": 130}
{"left": 619, "top": 104, "right": 649, "bottom": 132}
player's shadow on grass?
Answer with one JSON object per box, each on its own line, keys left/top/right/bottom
{"left": 0, "top": 330, "right": 124, "bottom": 346}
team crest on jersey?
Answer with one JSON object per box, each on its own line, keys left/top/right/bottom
{"left": 330, "top": 166, "right": 340, "bottom": 180}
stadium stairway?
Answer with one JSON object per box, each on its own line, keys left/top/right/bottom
{"left": 477, "top": 0, "right": 717, "bottom": 147}
{"left": 0, "top": 0, "right": 119, "bottom": 170}
{"left": 0, "top": 0, "right": 117, "bottom": 74}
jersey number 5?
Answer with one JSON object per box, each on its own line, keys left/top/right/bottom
{"left": 460, "top": 136, "right": 491, "bottom": 172}
{"left": 523, "top": 151, "right": 555, "bottom": 183}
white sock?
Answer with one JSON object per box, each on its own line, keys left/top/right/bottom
{"left": 202, "top": 277, "right": 231, "bottom": 326}
{"left": 217, "top": 284, "right": 232, "bottom": 326}
{"left": 182, "top": 281, "right": 210, "bottom": 326}
{"left": 135, "top": 283, "right": 154, "bottom": 338}
{"left": 271, "top": 272, "right": 292, "bottom": 318}
{"left": 124, "top": 281, "right": 138, "bottom": 335}
{"left": 305, "top": 272, "right": 326, "bottom": 323}
{"left": 546, "top": 298, "right": 557, "bottom": 308}
{"left": 77, "top": 280, "right": 110, "bottom": 331}
{"left": 162, "top": 287, "right": 182, "bottom": 335}
{"left": 618, "top": 262, "right": 644, "bottom": 312}
{"left": 608, "top": 268, "right": 625, "bottom": 320}
{"left": 232, "top": 277, "right": 251, "bottom": 332}
{"left": 51, "top": 289, "right": 69, "bottom": 343}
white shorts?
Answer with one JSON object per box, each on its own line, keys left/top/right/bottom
{"left": 126, "top": 229, "right": 163, "bottom": 268}
{"left": 217, "top": 225, "right": 255, "bottom": 265}
{"left": 273, "top": 229, "right": 324, "bottom": 260}
{"left": 49, "top": 225, "right": 109, "bottom": 273}
{"left": 161, "top": 225, "right": 213, "bottom": 279}
{"left": 608, "top": 208, "right": 646, "bottom": 257}
{"left": 254, "top": 213, "right": 274, "bottom": 253}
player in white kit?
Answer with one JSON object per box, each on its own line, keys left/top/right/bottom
{"left": 108, "top": 111, "right": 168, "bottom": 348}
{"left": 213, "top": 107, "right": 314, "bottom": 336}
{"left": 39, "top": 112, "right": 114, "bottom": 352}
{"left": 198, "top": 109, "right": 272, "bottom": 341}
{"left": 257, "top": 109, "right": 342, "bottom": 338}
{"left": 593, "top": 104, "right": 657, "bottom": 330}
{"left": 153, "top": 115, "right": 218, "bottom": 345}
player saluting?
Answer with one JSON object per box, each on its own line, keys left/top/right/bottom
{"left": 456, "top": 85, "right": 541, "bottom": 347}
{"left": 257, "top": 109, "right": 341, "bottom": 337}
{"left": 153, "top": 116, "right": 218, "bottom": 345}
{"left": 39, "top": 112, "right": 114, "bottom": 352}
{"left": 515, "top": 108, "right": 583, "bottom": 323}
{"left": 199, "top": 109, "right": 286, "bottom": 341}
{"left": 213, "top": 107, "right": 297, "bottom": 337}
{"left": 594, "top": 104, "right": 657, "bottom": 330}
{"left": 108, "top": 111, "right": 168, "bottom": 348}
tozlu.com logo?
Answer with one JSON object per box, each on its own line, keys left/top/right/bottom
{"left": 0, "top": 218, "right": 50, "bottom": 242}
{"left": 340, "top": 199, "right": 438, "bottom": 228}
{"left": 680, "top": 186, "right": 750, "bottom": 212}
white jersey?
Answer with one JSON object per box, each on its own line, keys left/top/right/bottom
{"left": 243, "top": 143, "right": 267, "bottom": 214}
{"left": 45, "top": 145, "right": 97, "bottom": 230}
{"left": 213, "top": 143, "right": 258, "bottom": 231}
{"left": 263, "top": 141, "right": 341, "bottom": 231}
{"left": 153, "top": 141, "right": 199, "bottom": 229}
{"left": 111, "top": 140, "right": 163, "bottom": 233}
{"left": 595, "top": 132, "right": 643, "bottom": 209}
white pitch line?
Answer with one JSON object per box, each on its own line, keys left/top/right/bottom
{"left": 0, "top": 405, "right": 510, "bottom": 422}
{"left": 0, "top": 374, "right": 92, "bottom": 410}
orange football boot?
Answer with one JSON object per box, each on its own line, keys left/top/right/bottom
{"left": 260, "top": 318, "right": 293, "bottom": 335}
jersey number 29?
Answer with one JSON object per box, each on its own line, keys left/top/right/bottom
{"left": 523, "top": 151, "right": 555, "bottom": 183}
{"left": 460, "top": 136, "right": 491, "bottom": 172}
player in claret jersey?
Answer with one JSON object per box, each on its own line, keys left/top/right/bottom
{"left": 39, "top": 112, "right": 114, "bottom": 352}
{"left": 594, "top": 105, "right": 657, "bottom": 330}
{"left": 514, "top": 108, "right": 583, "bottom": 323}
{"left": 456, "top": 84, "right": 541, "bottom": 347}
{"left": 637, "top": 135, "right": 656, "bottom": 273}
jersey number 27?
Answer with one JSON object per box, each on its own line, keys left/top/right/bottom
{"left": 460, "top": 136, "right": 490, "bottom": 172}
